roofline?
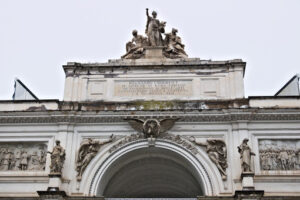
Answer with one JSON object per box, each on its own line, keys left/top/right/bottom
{"left": 14, "top": 79, "right": 39, "bottom": 100}
{"left": 275, "top": 74, "right": 300, "bottom": 96}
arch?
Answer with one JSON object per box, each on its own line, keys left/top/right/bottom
{"left": 82, "top": 139, "right": 222, "bottom": 197}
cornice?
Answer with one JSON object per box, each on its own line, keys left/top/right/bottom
{"left": 0, "top": 110, "right": 300, "bottom": 124}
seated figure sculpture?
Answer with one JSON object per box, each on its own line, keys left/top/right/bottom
{"left": 122, "top": 30, "right": 148, "bottom": 59}
{"left": 164, "top": 28, "right": 188, "bottom": 58}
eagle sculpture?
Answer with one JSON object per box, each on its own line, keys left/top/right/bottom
{"left": 125, "top": 118, "right": 179, "bottom": 138}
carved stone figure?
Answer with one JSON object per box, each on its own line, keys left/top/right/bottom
{"left": 40, "top": 150, "right": 46, "bottom": 170}
{"left": 190, "top": 137, "right": 228, "bottom": 179}
{"left": 2, "top": 149, "right": 12, "bottom": 170}
{"left": 30, "top": 151, "right": 40, "bottom": 170}
{"left": 126, "top": 118, "right": 179, "bottom": 138}
{"left": 164, "top": 28, "right": 188, "bottom": 58}
{"left": 14, "top": 150, "right": 21, "bottom": 170}
{"left": 145, "top": 8, "right": 166, "bottom": 46}
{"left": 20, "top": 151, "right": 29, "bottom": 170}
{"left": 122, "top": 30, "right": 148, "bottom": 59}
{"left": 48, "top": 140, "right": 65, "bottom": 175}
{"left": 76, "top": 135, "right": 114, "bottom": 181}
{"left": 238, "top": 138, "right": 256, "bottom": 173}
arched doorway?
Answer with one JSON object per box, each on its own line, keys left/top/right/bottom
{"left": 88, "top": 140, "right": 215, "bottom": 197}
{"left": 101, "top": 147, "right": 203, "bottom": 197}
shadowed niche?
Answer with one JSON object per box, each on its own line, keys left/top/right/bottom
{"left": 98, "top": 147, "right": 204, "bottom": 198}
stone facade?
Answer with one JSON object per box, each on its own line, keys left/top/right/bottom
{"left": 0, "top": 11, "right": 300, "bottom": 200}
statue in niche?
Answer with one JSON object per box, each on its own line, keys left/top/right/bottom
{"left": 190, "top": 137, "right": 228, "bottom": 180}
{"left": 164, "top": 28, "right": 188, "bottom": 58}
{"left": 145, "top": 8, "right": 166, "bottom": 46}
{"left": 238, "top": 138, "right": 256, "bottom": 173}
{"left": 76, "top": 135, "right": 114, "bottom": 181}
{"left": 126, "top": 118, "right": 179, "bottom": 138}
{"left": 122, "top": 30, "right": 148, "bottom": 59}
{"left": 48, "top": 140, "right": 65, "bottom": 174}
{"left": 20, "top": 150, "right": 29, "bottom": 170}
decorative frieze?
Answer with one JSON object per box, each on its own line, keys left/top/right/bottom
{"left": 0, "top": 142, "right": 47, "bottom": 171}
{"left": 259, "top": 139, "right": 300, "bottom": 171}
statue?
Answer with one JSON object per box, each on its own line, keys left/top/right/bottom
{"left": 122, "top": 30, "right": 148, "bottom": 59}
{"left": 145, "top": 8, "right": 166, "bottom": 46}
{"left": 76, "top": 135, "right": 114, "bottom": 181}
{"left": 190, "top": 137, "right": 228, "bottom": 180}
{"left": 238, "top": 138, "right": 256, "bottom": 173}
{"left": 48, "top": 140, "right": 65, "bottom": 175}
{"left": 126, "top": 118, "right": 179, "bottom": 138}
{"left": 164, "top": 28, "right": 188, "bottom": 58}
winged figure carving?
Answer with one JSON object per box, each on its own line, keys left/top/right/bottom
{"left": 125, "top": 118, "right": 179, "bottom": 138}
{"left": 76, "top": 135, "right": 114, "bottom": 181}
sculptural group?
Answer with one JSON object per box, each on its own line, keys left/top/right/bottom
{"left": 0, "top": 143, "right": 47, "bottom": 171}
{"left": 259, "top": 140, "right": 300, "bottom": 170}
{"left": 122, "top": 9, "right": 188, "bottom": 59}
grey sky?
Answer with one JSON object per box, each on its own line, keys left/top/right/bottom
{"left": 0, "top": 0, "right": 299, "bottom": 100}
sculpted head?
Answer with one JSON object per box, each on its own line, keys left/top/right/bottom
{"left": 55, "top": 140, "right": 61, "bottom": 146}
{"left": 243, "top": 138, "right": 249, "bottom": 144}
{"left": 172, "top": 28, "right": 178, "bottom": 35}
{"left": 152, "top": 11, "right": 157, "bottom": 18}
{"left": 132, "top": 30, "right": 138, "bottom": 37}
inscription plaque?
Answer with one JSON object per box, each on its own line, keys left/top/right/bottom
{"left": 114, "top": 79, "right": 193, "bottom": 97}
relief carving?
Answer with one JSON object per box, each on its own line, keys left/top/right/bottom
{"left": 126, "top": 118, "right": 179, "bottom": 138}
{"left": 48, "top": 140, "right": 65, "bottom": 175}
{"left": 76, "top": 135, "right": 114, "bottom": 181}
{"left": 190, "top": 137, "right": 228, "bottom": 180}
{"left": 238, "top": 138, "right": 256, "bottom": 173}
{"left": 0, "top": 142, "right": 47, "bottom": 171}
{"left": 259, "top": 139, "right": 300, "bottom": 170}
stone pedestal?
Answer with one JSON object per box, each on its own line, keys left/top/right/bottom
{"left": 144, "top": 46, "right": 164, "bottom": 59}
{"left": 48, "top": 173, "right": 63, "bottom": 191}
{"left": 37, "top": 174, "right": 66, "bottom": 199}
{"left": 234, "top": 172, "right": 264, "bottom": 199}
{"left": 241, "top": 172, "right": 255, "bottom": 190}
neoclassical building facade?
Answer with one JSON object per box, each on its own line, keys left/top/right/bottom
{"left": 0, "top": 10, "right": 300, "bottom": 200}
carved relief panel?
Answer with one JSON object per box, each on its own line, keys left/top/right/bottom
{"left": 258, "top": 139, "right": 300, "bottom": 171}
{"left": 0, "top": 142, "right": 47, "bottom": 171}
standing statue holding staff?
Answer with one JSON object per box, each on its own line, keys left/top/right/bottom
{"left": 48, "top": 140, "right": 65, "bottom": 174}
{"left": 145, "top": 8, "right": 166, "bottom": 46}
{"left": 238, "top": 138, "right": 256, "bottom": 172}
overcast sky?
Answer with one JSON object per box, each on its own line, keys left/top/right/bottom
{"left": 0, "top": 0, "right": 299, "bottom": 100}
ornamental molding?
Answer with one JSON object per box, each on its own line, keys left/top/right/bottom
{"left": 0, "top": 112, "right": 300, "bottom": 124}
